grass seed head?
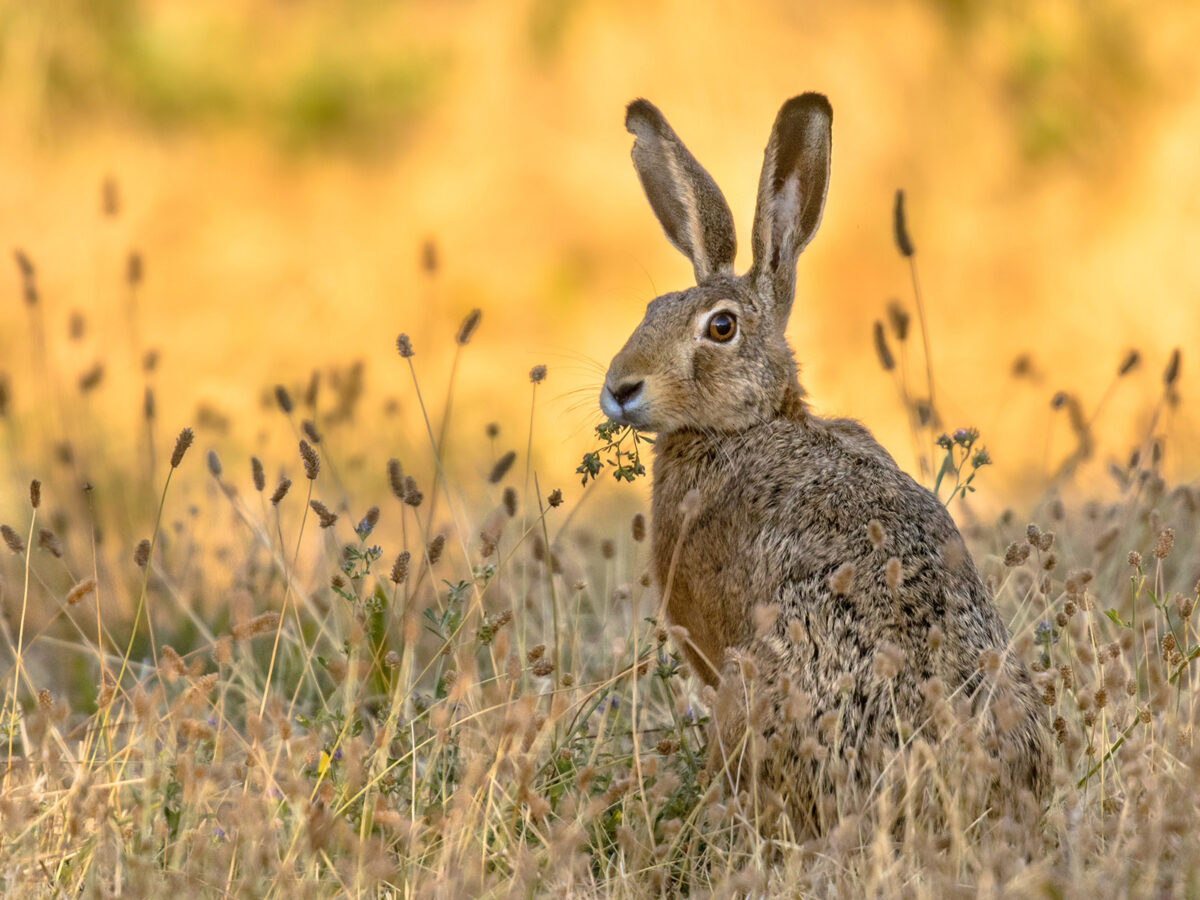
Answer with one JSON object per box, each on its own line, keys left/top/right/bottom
{"left": 2, "top": 525, "right": 25, "bottom": 554}
{"left": 1176, "top": 593, "right": 1194, "bottom": 619}
{"left": 13, "top": 248, "right": 38, "bottom": 305}
{"left": 874, "top": 642, "right": 904, "bottom": 679}
{"left": 387, "top": 459, "right": 405, "bottom": 498}
{"left": 892, "top": 189, "right": 915, "bottom": 257}
{"left": 232, "top": 612, "right": 279, "bottom": 640}
{"left": 133, "top": 539, "right": 151, "bottom": 568}
{"left": 102, "top": 176, "right": 119, "bottom": 215}
{"left": 529, "top": 364, "right": 547, "bottom": 384}
{"left": 403, "top": 476, "right": 423, "bottom": 507}
{"left": 1004, "top": 542, "right": 1030, "bottom": 567}
{"left": 66, "top": 577, "right": 97, "bottom": 605}
{"left": 1118, "top": 349, "right": 1141, "bottom": 376}
{"left": 270, "top": 477, "right": 292, "bottom": 505}
{"left": 309, "top": 500, "right": 337, "bottom": 528}
{"left": 274, "top": 385, "right": 294, "bottom": 414}
{"left": 679, "top": 488, "right": 701, "bottom": 519}
{"left": 206, "top": 450, "right": 222, "bottom": 478}
{"left": 302, "top": 420, "right": 321, "bottom": 443}
{"left": 886, "top": 300, "right": 910, "bottom": 341}
{"left": 489, "top": 451, "right": 516, "bottom": 483}
{"left": 299, "top": 440, "right": 320, "bottom": 480}
{"left": 631, "top": 513, "right": 646, "bottom": 542}
{"left": 873, "top": 321, "right": 895, "bottom": 371}
{"left": 427, "top": 534, "right": 445, "bottom": 565}
{"left": 396, "top": 334, "right": 414, "bottom": 358}
{"left": 456, "top": 308, "right": 482, "bottom": 345}
{"left": 37, "top": 528, "right": 62, "bottom": 558}
{"left": 390, "top": 551, "right": 410, "bottom": 585}
{"left": 29, "top": 479, "right": 40, "bottom": 509}
{"left": 1154, "top": 527, "right": 1175, "bottom": 559}
{"left": 547, "top": 488, "right": 563, "bottom": 508}
{"left": 867, "top": 518, "right": 887, "bottom": 549}
{"left": 77, "top": 364, "right": 104, "bottom": 392}
{"left": 829, "top": 561, "right": 855, "bottom": 595}
{"left": 503, "top": 487, "right": 517, "bottom": 517}
{"left": 1164, "top": 348, "right": 1181, "bottom": 387}
{"left": 251, "top": 457, "right": 265, "bottom": 491}
{"left": 170, "top": 427, "right": 194, "bottom": 468}
{"left": 420, "top": 237, "right": 439, "bottom": 275}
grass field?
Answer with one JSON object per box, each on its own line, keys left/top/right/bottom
{"left": 2, "top": 3, "right": 1199, "bottom": 897}
{"left": 0, "top": 230, "right": 1196, "bottom": 896}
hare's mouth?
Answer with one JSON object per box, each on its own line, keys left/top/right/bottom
{"left": 600, "top": 379, "right": 652, "bottom": 428}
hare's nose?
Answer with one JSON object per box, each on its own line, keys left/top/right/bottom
{"left": 610, "top": 379, "right": 644, "bottom": 407}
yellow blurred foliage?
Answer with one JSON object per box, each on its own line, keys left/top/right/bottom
{"left": 0, "top": 0, "right": 1197, "bottom": 510}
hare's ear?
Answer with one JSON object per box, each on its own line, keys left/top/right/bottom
{"left": 626, "top": 99, "right": 736, "bottom": 284}
{"left": 749, "top": 93, "right": 832, "bottom": 330}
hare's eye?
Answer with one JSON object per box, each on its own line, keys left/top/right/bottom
{"left": 706, "top": 312, "right": 737, "bottom": 343}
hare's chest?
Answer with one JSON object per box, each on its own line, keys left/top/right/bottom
{"left": 650, "top": 479, "right": 764, "bottom": 685}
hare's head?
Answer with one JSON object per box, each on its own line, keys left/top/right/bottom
{"left": 601, "top": 95, "right": 832, "bottom": 435}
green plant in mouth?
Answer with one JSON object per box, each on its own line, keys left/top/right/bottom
{"left": 577, "top": 419, "right": 652, "bottom": 486}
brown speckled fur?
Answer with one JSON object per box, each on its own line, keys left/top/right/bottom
{"left": 603, "top": 95, "right": 1050, "bottom": 833}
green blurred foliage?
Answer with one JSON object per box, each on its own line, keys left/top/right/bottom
{"left": 10, "top": 0, "right": 444, "bottom": 155}
{"left": 931, "top": 0, "right": 1147, "bottom": 164}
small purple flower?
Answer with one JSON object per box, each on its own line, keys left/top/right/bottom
{"left": 332, "top": 747, "right": 343, "bottom": 761}
{"left": 214, "top": 826, "right": 227, "bottom": 841}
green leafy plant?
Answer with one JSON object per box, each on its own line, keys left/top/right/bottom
{"left": 933, "top": 427, "right": 991, "bottom": 505}
{"left": 577, "top": 419, "right": 652, "bottom": 486}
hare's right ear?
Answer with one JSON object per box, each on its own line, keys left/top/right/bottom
{"left": 626, "top": 100, "right": 736, "bottom": 284}
{"left": 749, "top": 93, "right": 832, "bottom": 331}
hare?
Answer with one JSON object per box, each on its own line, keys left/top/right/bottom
{"left": 601, "top": 94, "right": 1050, "bottom": 833}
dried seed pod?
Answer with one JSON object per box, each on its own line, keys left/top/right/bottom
{"left": 299, "top": 440, "right": 320, "bottom": 480}
{"left": 873, "top": 321, "right": 894, "bottom": 371}
{"left": 892, "top": 189, "right": 914, "bottom": 257}
{"left": 456, "top": 309, "right": 482, "bottom": 345}
{"left": 489, "top": 451, "right": 516, "bottom": 484}
{"left": 170, "top": 428, "right": 194, "bottom": 468}
{"left": 387, "top": 459, "right": 405, "bottom": 499}
{"left": 269, "top": 477, "right": 292, "bottom": 505}
{"left": 390, "top": 551, "right": 411, "bottom": 585}
{"left": 309, "top": 500, "right": 337, "bottom": 528}
{"left": 2, "top": 526, "right": 25, "bottom": 554}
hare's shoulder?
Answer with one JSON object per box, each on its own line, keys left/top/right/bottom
{"left": 735, "top": 416, "right": 954, "bottom": 535}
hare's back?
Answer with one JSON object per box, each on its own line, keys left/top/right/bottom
{"left": 728, "top": 415, "right": 1013, "bottom": 658}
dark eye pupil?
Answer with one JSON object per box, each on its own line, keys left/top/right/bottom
{"left": 710, "top": 314, "right": 734, "bottom": 338}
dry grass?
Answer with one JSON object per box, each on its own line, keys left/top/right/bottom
{"left": 1, "top": 236, "right": 1198, "bottom": 897}
{"left": 0, "top": 277, "right": 1195, "bottom": 900}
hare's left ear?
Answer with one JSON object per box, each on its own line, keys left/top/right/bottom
{"left": 750, "top": 93, "right": 832, "bottom": 331}
{"left": 626, "top": 100, "right": 736, "bottom": 284}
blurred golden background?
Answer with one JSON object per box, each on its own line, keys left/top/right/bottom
{"left": 1, "top": 0, "right": 1197, "bottom": 515}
